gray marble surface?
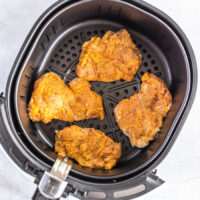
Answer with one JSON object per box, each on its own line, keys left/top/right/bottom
{"left": 0, "top": 0, "right": 200, "bottom": 199}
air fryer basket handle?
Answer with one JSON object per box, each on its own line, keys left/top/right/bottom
{"left": 73, "top": 172, "right": 164, "bottom": 200}
{"left": 32, "top": 158, "right": 72, "bottom": 200}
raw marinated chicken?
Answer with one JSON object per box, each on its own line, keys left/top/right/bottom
{"left": 114, "top": 73, "right": 172, "bottom": 148}
{"left": 28, "top": 72, "right": 104, "bottom": 123}
{"left": 76, "top": 29, "right": 142, "bottom": 82}
{"left": 55, "top": 125, "right": 121, "bottom": 169}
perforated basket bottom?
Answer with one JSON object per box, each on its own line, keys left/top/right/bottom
{"left": 30, "top": 21, "right": 169, "bottom": 164}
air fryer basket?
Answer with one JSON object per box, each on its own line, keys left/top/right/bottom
{"left": 0, "top": 0, "right": 197, "bottom": 200}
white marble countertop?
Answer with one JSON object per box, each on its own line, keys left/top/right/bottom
{"left": 0, "top": 0, "right": 200, "bottom": 199}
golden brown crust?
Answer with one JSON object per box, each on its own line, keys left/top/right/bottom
{"left": 114, "top": 73, "right": 172, "bottom": 148}
{"left": 76, "top": 29, "right": 142, "bottom": 82}
{"left": 55, "top": 125, "right": 121, "bottom": 169}
{"left": 28, "top": 72, "right": 104, "bottom": 123}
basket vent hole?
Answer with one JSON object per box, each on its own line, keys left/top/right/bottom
{"left": 100, "top": 30, "right": 105, "bottom": 35}
{"left": 133, "top": 87, "right": 137, "bottom": 91}
{"left": 137, "top": 44, "right": 142, "bottom": 49}
{"left": 60, "top": 56, "right": 64, "bottom": 60}
{"left": 151, "top": 60, "right": 155, "bottom": 64}
{"left": 147, "top": 69, "right": 152, "bottom": 73}
{"left": 119, "top": 131, "right": 123, "bottom": 136}
{"left": 74, "top": 35, "right": 79, "bottom": 40}
{"left": 95, "top": 125, "right": 100, "bottom": 129}
{"left": 59, "top": 48, "right": 63, "bottom": 53}
{"left": 66, "top": 58, "right": 71, "bottom": 62}
{"left": 147, "top": 54, "right": 151, "bottom": 59}
{"left": 56, "top": 60, "right": 60, "bottom": 64}
{"left": 154, "top": 66, "right": 158, "bottom": 71}
{"left": 120, "top": 79, "right": 125, "bottom": 83}
{"left": 87, "top": 31, "right": 92, "bottom": 36}
{"left": 144, "top": 62, "right": 148, "bottom": 67}
{"left": 71, "top": 46, "right": 75, "bottom": 50}
{"left": 63, "top": 44, "right": 68, "bottom": 48}
{"left": 133, "top": 40, "right": 136, "bottom": 44}
{"left": 50, "top": 59, "right": 54, "bottom": 64}
{"left": 54, "top": 54, "right": 59, "bottom": 58}
{"left": 115, "top": 92, "right": 120, "bottom": 97}
{"left": 58, "top": 125, "right": 63, "bottom": 130}
{"left": 124, "top": 89, "right": 128, "bottom": 94}
{"left": 111, "top": 82, "right": 116, "bottom": 85}
{"left": 142, "top": 49, "right": 147, "bottom": 53}
{"left": 98, "top": 90, "right": 103, "bottom": 95}
{"left": 109, "top": 103, "right": 114, "bottom": 108}
{"left": 77, "top": 42, "right": 82, "bottom": 46}
{"left": 66, "top": 51, "right": 70, "bottom": 55}
{"left": 72, "top": 53, "right": 77, "bottom": 58}
{"left": 103, "top": 125, "right": 108, "bottom": 130}
{"left": 62, "top": 64, "right": 66, "bottom": 68}
{"left": 140, "top": 71, "right": 144, "bottom": 76}
{"left": 68, "top": 39, "right": 72, "bottom": 44}
{"left": 94, "top": 30, "right": 98, "bottom": 35}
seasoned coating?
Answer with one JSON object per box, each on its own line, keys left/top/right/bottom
{"left": 114, "top": 73, "right": 172, "bottom": 148}
{"left": 76, "top": 29, "right": 142, "bottom": 82}
{"left": 55, "top": 125, "right": 121, "bottom": 169}
{"left": 28, "top": 72, "right": 104, "bottom": 123}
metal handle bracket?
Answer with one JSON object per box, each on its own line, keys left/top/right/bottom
{"left": 33, "top": 157, "right": 72, "bottom": 200}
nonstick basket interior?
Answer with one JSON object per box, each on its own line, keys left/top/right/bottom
{"left": 14, "top": 0, "right": 190, "bottom": 179}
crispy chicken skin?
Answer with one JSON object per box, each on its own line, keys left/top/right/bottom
{"left": 55, "top": 125, "right": 121, "bottom": 169}
{"left": 28, "top": 72, "right": 104, "bottom": 123}
{"left": 76, "top": 29, "right": 142, "bottom": 82}
{"left": 114, "top": 73, "right": 172, "bottom": 148}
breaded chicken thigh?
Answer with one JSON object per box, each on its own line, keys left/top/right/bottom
{"left": 114, "top": 73, "right": 172, "bottom": 148}
{"left": 76, "top": 29, "right": 142, "bottom": 82}
{"left": 28, "top": 72, "right": 104, "bottom": 123}
{"left": 55, "top": 125, "right": 121, "bottom": 169}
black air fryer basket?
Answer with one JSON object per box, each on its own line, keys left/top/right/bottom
{"left": 0, "top": 0, "right": 197, "bottom": 199}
